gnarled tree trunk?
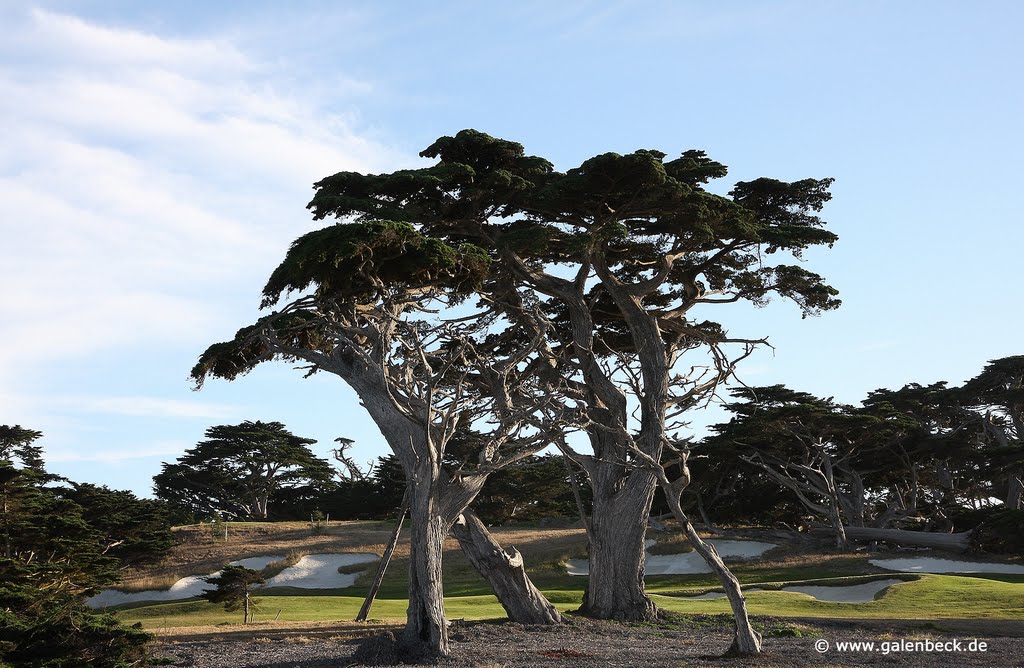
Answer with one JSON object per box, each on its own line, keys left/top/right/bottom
{"left": 580, "top": 465, "right": 658, "bottom": 621}
{"left": 401, "top": 475, "right": 448, "bottom": 659}
{"left": 451, "top": 509, "right": 562, "bottom": 624}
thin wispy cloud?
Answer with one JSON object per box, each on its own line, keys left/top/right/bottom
{"left": 45, "top": 440, "right": 191, "bottom": 464}
{"left": 0, "top": 9, "right": 412, "bottom": 491}
{"left": 0, "top": 8, "right": 407, "bottom": 385}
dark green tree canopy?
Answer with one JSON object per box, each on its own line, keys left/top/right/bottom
{"left": 961, "top": 355, "right": 1024, "bottom": 435}
{"left": 709, "top": 385, "right": 873, "bottom": 461}
{"left": 261, "top": 220, "right": 491, "bottom": 309}
{"left": 154, "top": 420, "right": 333, "bottom": 520}
{"left": 307, "top": 129, "right": 840, "bottom": 327}
{"left": 0, "top": 425, "right": 45, "bottom": 474}
{"left": 191, "top": 219, "right": 494, "bottom": 391}
{"left": 201, "top": 564, "right": 265, "bottom": 624}
{"left": 63, "top": 483, "right": 175, "bottom": 567}
{"left": 0, "top": 427, "right": 150, "bottom": 667}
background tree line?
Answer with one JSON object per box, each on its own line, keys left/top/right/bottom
{"left": 154, "top": 353, "right": 1021, "bottom": 552}
{"left": 669, "top": 354, "right": 1023, "bottom": 553}
{"left": 154, "top": 421, "right": 589, "bottom": 526}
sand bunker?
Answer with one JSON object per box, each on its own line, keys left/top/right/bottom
{"left": 87, "top": 552, "right": 380, "bottom": 609}
{"left": 88, "top": 574, "right": 211, "bottom": 608}
{"left": 264, "top": 553, "right": 378, "bottom": 589}
{"left": 87, "top": 554, "right": 285, "bottom": 609}
{"left": 870, "top": 557, "right": 1024, "bottom": 574}
{"left": 566, "top": 539, "right": 776, "bottom": 576}
{"left": 780, "top": 579, "right": 905, "bottom": 602}
{"left": 683, "top": 578, "right": 903, "bottom": 603}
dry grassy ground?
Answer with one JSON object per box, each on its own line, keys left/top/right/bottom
{"left": 117, "top": 520, "right": 588, "bottom": 593}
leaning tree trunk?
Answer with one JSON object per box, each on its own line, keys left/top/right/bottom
{"left": 827, "top": 497, "right": 849, "bottom": 550}
{"left": 581, "top": 465, "right": 659, "bottom": 621}
{"left": 451, "top": 509, "right": 562, "bottom": 624}
{"left": 821, "top": 458, "right": 850, "bottom": 550}
{"left": 356, "top": 492, "right": 409, "bottom": 622}
{"left": 681, "top": 520, "right": 761, "bottom": 654}
{"left": 656, "top": 473, "right": 761, "bottom": 655}
{"left": 401, "top": 477, "right": 449, "bottom": 659}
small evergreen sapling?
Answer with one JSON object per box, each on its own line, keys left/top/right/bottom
{"left": 201, "top": 565, "right": 265, "bottom": 624}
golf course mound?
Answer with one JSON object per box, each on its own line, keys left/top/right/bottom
{"left": 682, "top": 578, "right": 906, "bottom": 603}
{"left": 566, "top": 538, "right": 778, "bottom": 576}
{"left": 88, "top": 551, "right": 379, "bottom": 608}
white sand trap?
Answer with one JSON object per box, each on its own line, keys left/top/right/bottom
{"left": 87, "top": 554, "right": 285, "bottom": 609}
{"left": 870, "top": 557, "right": 1024, "bottom": 574}
{"left": 264, "top": 553, "right": 379, "bottom": 589}
{"left": 683, "top": 579, "right": 903, "bottom": 603}
{"left": 567, "top": 539, "right": 777, "bottom": 576}
{"left": 88, "top": 574, "right": 212, "bottom": 608}
{"left": 779, "top": 579, "right": 903, "bottom": 603}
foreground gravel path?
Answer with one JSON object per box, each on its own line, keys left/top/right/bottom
{"left": 152, "top": 616, "right": 1024, "bottom": 667}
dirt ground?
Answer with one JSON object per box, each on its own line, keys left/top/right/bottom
{"left": 150, "top": 615, "right": 1024, "bottom": 667}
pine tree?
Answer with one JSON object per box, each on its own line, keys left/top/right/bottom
{"left": 201, "top": 565, "right": 265, "bottom": 624}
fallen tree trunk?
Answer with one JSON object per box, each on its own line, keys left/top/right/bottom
{"left": 813, "top": 525, "right": 972, "bottom": 551}
{"left": 450, "top": 510, "right": 562, "bottom": 625}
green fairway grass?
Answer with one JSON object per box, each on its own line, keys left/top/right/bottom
{"left": 116, "top": 574, "right": 1023, "bottom": 628}
{"left": 108, "top": 522, "right": 1024, "bottom": 629}
{"left": 654, "top": 574, "right": 1024, "bottom": 620}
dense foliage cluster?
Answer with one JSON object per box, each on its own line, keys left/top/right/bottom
{"left": 200, "top": 565, "right": 265, "bottom": 624}
{"left": 0, "top": 426, "right": 173, "bottom": 667}
{"left": 687, "top": 356, "right": 1023, "bottom": 537}
{"left": 154, "top": 421, "right": 334, "bottom": 520}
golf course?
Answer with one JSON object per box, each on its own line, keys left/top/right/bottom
{"left": 86, "top": 520, "right": 1023, "bottom": 666}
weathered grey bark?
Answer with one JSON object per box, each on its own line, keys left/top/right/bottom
{"left": 742, "top": 453, "right": 850, "bottom": 550}
{"left": 356, "top": 492, "right": 408, "bottom": 622}
{"left": 501, "top": 248, "right": 673, "bottom": 623}
{"left": 680, "top": 519, "right": 761, "bottom": 654}
{"left": 817, "top": 525, "right": 972, "bottom": 551}
{"left": 580, "top": 464, "right": 658, "bottom": 621}
{"left": 401, "top": 475, "right": 448, "bottom": 658}
{"left": 324, "top": 355, "right": 458, "bottom": 659}
{"left": 836, "top": 467, "right": 866, "bottom": 528}
{"left": 650, "top": 458, "right": 761, "bottom": 655}
{"left": 579, "top": 256, "right": 674, "bottom": 623}
{"left": 346, "top": 368, "right": 548, "bottom": 650}
{"left": 796, "top": 455, "right": 851, "bottom": 549}
{"left": 451, "top": 509, "right": 562, "bottom": 624}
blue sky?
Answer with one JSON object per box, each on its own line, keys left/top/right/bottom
{"left": 2, "top": 2, "right": 1021, "bottom": 497}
